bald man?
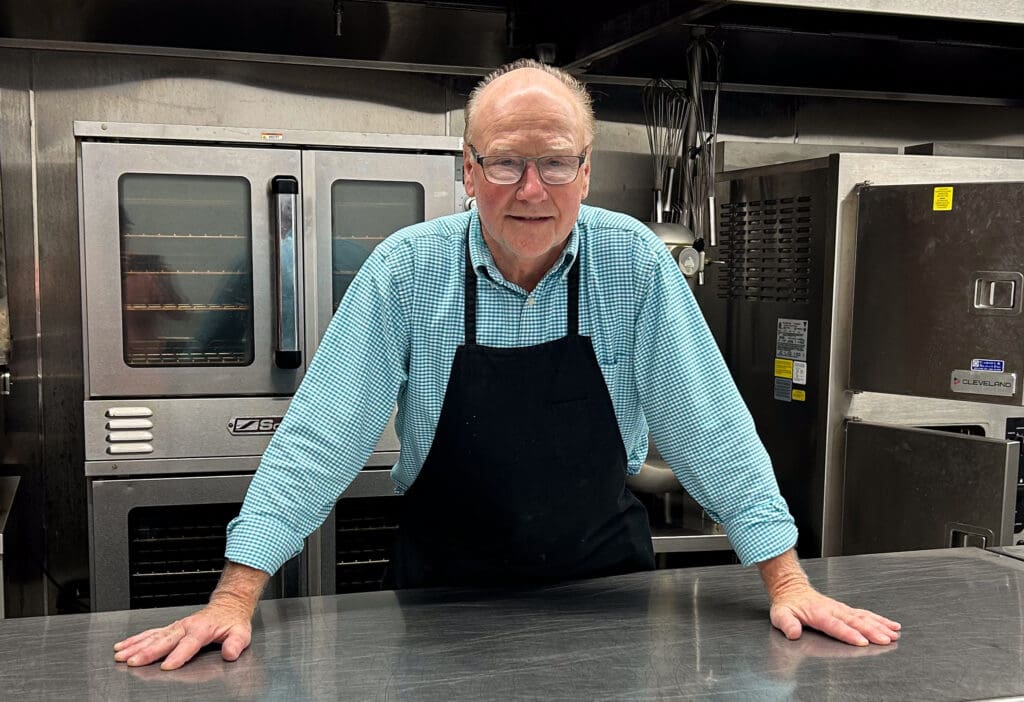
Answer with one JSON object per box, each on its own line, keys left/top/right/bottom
{"left": 115, "top": 60, "right": 899, "bottom": 670}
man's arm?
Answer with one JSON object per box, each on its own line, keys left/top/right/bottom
{"left": 758, "top": 549, "right": 900, "bottom": 646}
{"left": 114, "top": 561, "right": 268, "bottom": 670}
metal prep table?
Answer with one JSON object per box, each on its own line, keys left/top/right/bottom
{"left": 2, "top": 548, "right": 1024, "bottom": 701}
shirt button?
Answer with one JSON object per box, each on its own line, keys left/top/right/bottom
{"left": 526, "top": 296, "right": 536, "bottom": 306}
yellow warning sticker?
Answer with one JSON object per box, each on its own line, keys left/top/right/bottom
{"left": 933, "top": 186, "right": 953, "bottom": 211}
{"left": 792, "top": 389, "right": 806, "bottom": 401}
{"left": 774, "top": 358, "right": 794, "bottom": 379}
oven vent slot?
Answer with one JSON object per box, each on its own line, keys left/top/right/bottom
{"left": 128, "top": 503, "right": 239, "bottom": 609}
{"left": 335, "top": 496, "right": 402, "bottom": 594}
{"left": 716, "top": 196, "right": 814, "bottom": 303}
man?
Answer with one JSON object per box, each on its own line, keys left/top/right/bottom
{"left": 114, "top": 60, "right": 900, "bottom": 670}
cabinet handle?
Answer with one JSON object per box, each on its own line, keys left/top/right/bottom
{"left": 272, "top": 176, "right": 301, "bottom": 369}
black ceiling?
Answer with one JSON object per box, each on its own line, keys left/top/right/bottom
{"left": 1, "top": 0, "right": 1022, "bottom": 101}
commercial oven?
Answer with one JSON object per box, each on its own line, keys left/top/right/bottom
{"left": 700, "top": 154, "right": 1024, "bottom": 558}
{"left": 78, "top": 122, "right": 465, "bottom": 609}
{"left": 844, "top": 180, "right": 1024, "bottom": 554}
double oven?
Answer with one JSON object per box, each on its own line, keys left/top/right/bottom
{"left": 78, "top": 122, "right": 465, "bottom": 610}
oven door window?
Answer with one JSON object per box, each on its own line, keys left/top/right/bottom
{"left": 118, "top": 173, "right": 255, "bottom": 367}
{"left": 331, "top": 179, "right": 424, "bottom": 310}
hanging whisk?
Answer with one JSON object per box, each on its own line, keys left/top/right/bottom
{"left": 642, "top": 79, "right": 689, "bottom": 223}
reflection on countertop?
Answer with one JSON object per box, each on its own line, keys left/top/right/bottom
{"left": 1, "top": 548, "right": 1023, "bottom": 700}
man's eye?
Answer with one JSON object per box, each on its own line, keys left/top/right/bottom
{"left": 542, "top": 157, "right": 571, "bottom": 168}
{"left": 494, "top": 158, "right": 522, "bottom": 168}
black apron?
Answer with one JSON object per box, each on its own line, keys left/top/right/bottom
{"left": 386, "top": 232, "right": 654, "bottom": 589}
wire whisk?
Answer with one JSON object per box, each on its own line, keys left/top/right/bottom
{"left": 642, "top": 79, "right": 690, "bottom": 223}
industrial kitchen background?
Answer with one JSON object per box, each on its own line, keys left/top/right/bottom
{"left": 0, "top": 0, "right": 1023, "bottom": 617}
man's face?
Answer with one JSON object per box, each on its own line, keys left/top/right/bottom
{"left": 464, "top": 72, "right": 591, "bottom": 281}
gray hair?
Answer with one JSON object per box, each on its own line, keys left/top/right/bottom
{"left": 464, "top": 59, "right": 595, "bottom": 146}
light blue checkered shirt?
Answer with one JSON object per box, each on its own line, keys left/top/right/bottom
{"left": 226, "top": 205, "right": 797, "bottom": 574}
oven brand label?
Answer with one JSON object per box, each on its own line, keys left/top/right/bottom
{"left": 228, "top": 416, "right": 284, "bottom": 435}
{"left": 950, "top": 370, "right": 1016, "bottom": 397}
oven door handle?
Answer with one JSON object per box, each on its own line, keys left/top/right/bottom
{"left": 272, "top": 175, "right": 302, "bottom": 369}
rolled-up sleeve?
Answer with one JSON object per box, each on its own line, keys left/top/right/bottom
{"left": 634, "top": 242, "right": 797, "bottom": 565}
{"left": 225, "top": 249, "right": 410, "bottom": 575}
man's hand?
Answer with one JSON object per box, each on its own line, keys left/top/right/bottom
{"left": 113, "top": 561, "right": 269, "bottom": 670}
{"left": 758, "top": 549, "right": 901, "bottom": 646}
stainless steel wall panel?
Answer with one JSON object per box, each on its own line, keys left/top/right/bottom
{"left": 0, "top": 49, "right": 48, "bottom": 616}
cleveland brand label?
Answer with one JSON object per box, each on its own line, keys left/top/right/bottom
{"left": 228, "top": 416, "right": 284, "bottom": 435}
{"left": 950, "top": 370, "right": 1016, "bottom": 397}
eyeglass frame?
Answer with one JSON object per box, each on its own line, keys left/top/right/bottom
{"left": 468, "top": 144, "right": 589, "bottom": 186}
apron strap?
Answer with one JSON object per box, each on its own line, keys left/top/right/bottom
{"left": 464, "top": 234, "right": 477, "bottom": 346}
{"left": 566, "top": 252, "right": 580, "bottom": 337}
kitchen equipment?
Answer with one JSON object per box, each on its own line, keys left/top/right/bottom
{"left": 641, "top": 78, "right": 688, "bottom": 224}
{"left": 700, "top": 153, "right": 1024, "bottom": 557}
{"left": 78, "top": 122, "right": 464, "bottom": 608}
{"left": 850, "top": 181, "right": 1024, "bottom": 405}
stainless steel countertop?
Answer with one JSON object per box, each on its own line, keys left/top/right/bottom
{"left": 3, "top": 548, "right": 1024, "bottom": 701}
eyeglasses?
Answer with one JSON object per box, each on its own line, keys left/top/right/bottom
{"left": 469, "top": 145, "right": 588, "bottom": 186}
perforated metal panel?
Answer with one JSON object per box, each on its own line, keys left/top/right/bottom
{"left": 334, "top": 496, "right": 402, "bottom": 594}
{"left": 128, "top": 503, "right": 238, "bottom": 608}
{"left": 715, "top": 196, "right": 814, "bottom": 303}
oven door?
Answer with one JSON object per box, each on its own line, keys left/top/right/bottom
{"left": 80, "top": 141, "right": 305, "bottom": 398}
{"left": 304, "top": 149, "right": 460, "bottom": 459}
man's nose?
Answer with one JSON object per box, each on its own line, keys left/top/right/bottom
{"left": 516, "top": 162, "right": 548, "bottom": 201}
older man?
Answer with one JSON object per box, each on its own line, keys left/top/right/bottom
{"left": 114, "top": 59, "right": 899, "bottom": 670}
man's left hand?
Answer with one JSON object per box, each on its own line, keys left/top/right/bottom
{"left": 769, "top": 584, "right": 900, "bottom": 646}
{"left": 758, "top": 548, "right": 901, "bottom": 646}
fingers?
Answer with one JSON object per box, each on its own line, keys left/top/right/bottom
{"left": 772, "top": 594, "right": 902, "bottom": 647}
{"left": 114, "top": 621, "right": 189, "bottom": 666}
{"left": 844, "top": 608, "right": 901, "bottom": 645}
{"left": 113, "top": 607, "right": 253, "bottom": 669}
{"left": 160, "top": 633, "right": 208, "bottom": 671}
{"left": 770, "top": 608, "right": 804, "bottom": 641}
{"left": 113, "top": 627, "right": 164, "bottom": 651}
{"left": 816, "top": 614, "right": 871, "bottom": 647}
{"left": 220, "top": 628, "right": 252, "bottom": 662}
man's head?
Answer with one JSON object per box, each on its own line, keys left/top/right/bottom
{"left": 463, "top": 59, "right": 595, "bottom": 288}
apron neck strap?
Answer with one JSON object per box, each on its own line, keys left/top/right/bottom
{"left": 463, "top": 227, "right": 580, "bottom": 345}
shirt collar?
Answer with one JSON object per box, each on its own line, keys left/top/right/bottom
{"left": 468, "top": 211, "right": 580, "bottom": 287}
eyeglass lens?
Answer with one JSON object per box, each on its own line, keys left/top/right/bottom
{"left": 484, "top": 156, "right": 582, "bottom": 185}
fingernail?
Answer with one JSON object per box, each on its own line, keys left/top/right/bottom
{"left": 127, "top": 656, "right": 139, "bottom": 666}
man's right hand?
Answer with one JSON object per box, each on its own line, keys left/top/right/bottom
{"left": 113, "top": 561, "right": 269, "bottom": 670}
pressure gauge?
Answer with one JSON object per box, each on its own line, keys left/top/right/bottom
{"left": 676, "top": 246, "right": 701, "bottom": 277}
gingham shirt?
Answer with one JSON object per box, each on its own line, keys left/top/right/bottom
{"left": 226, "top": 205, "right": 797, "bottom": 574}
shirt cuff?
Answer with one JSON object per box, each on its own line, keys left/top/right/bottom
{"left": 225, "top": 513, "right": 304, "bottom": 576}
{"left": 723, "top": 502, "right": 799, "bottom": 566}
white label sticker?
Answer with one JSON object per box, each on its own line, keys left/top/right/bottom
{"left": 776, "top": 319, "right": 808, "bottom": 361}
{"left": 793, "top": 361, "right": 808, "bottom": 385}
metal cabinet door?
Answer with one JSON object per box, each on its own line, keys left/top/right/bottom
{"left": 80, "top": 141, "right": 305, "bottom": 398}
{"left": 842, "top": 421, "right": 1019, "bottom": 555}
{"left": 303, "top": 150, "right": 459, "bottom": 457}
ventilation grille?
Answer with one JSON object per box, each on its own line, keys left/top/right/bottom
{"left": 335, "top": 496, "right": 402, "bottom": 594}
{"left": 128, "top": 503, "right": 239, "bottom": 609}
{"left": 716, "top": 196, "right": 814, "bottom": 303}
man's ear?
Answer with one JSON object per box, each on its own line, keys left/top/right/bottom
{"left": 463, "top": 149, "right": 476, "bottom": 197}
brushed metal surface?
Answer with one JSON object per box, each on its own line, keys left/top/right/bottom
{"left": 850, "top": 181, "right": 1024, "bottom": 405}
{"left": 843, "top": 422, "right": 1017, "bottom": 554}
{"left": 74, "top": 120, "right": 465, "bottom": 151}
{"left": 80, "top": 141, "right": 306, "bottom": 398}
{"left": 730, "top": 0, "right": 1024, "bottom": 23}
{"left": 3, "top": 549, "right": 1024, "bottom": 700}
